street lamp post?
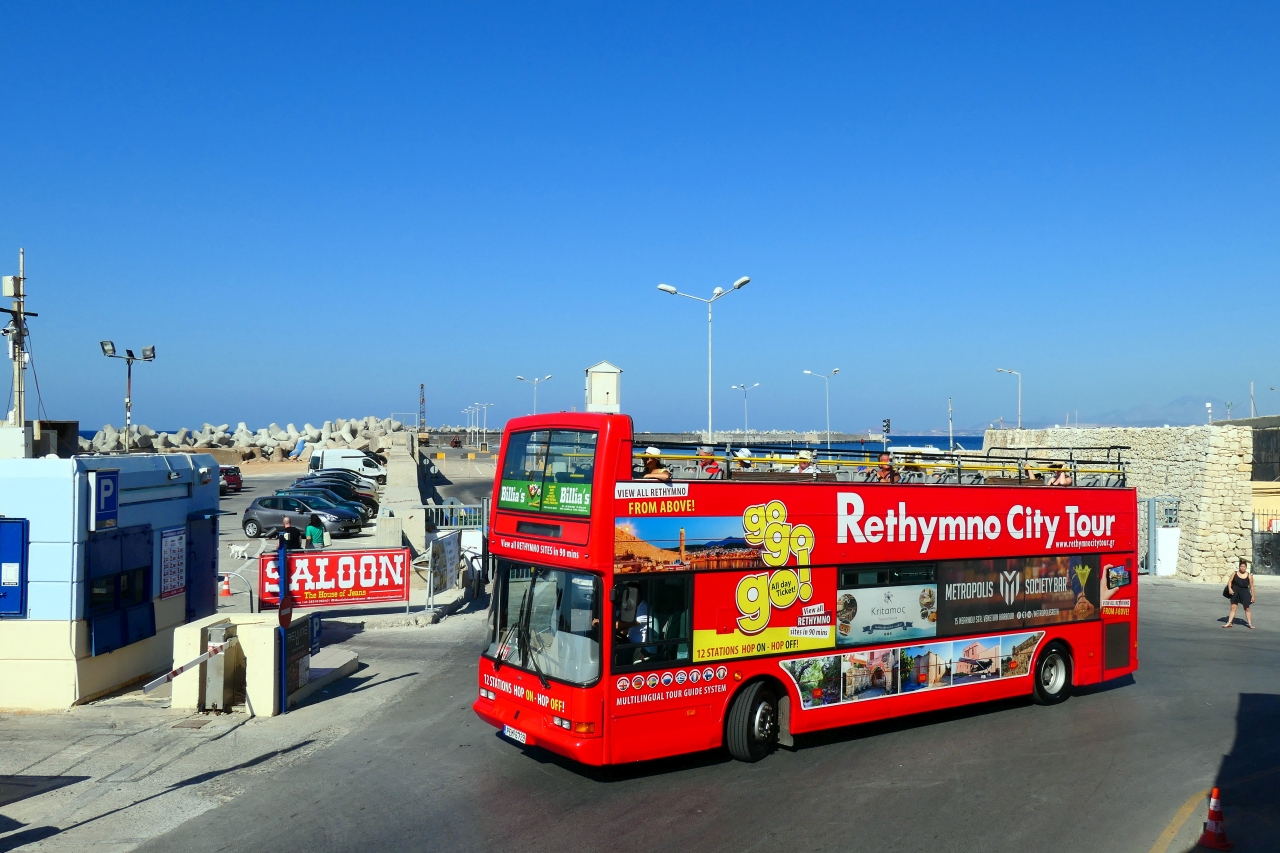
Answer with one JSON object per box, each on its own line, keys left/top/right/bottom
{"left": 803, "top": 369, "right": 839, "bottom": 449}
{"left": 517, "top": 375, "right": 552, "bottom": 414}
{"left": 996, "top": 368, "right": 1022, "bottom": 429}
{"left": 657, "top": 276, "right": 750, "bottom": 442}
{"left": 730, "top": 383, "right": 759, "bottom": 433}
{"left": 100, "top": 342, "right": 155, "bottom": 453}
{"left": 475, "top": 402, "right": 493, "bottom": 450}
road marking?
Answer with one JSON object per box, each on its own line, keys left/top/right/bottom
{"left": 1148, "top": 765, "right": 1280, "bottom": 853}
{"left": 1146, "top": 788, "right": 1208, "bottom": 853}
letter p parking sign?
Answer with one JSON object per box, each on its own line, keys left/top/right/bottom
{"left": 89, "top": 470, "right": 119, "bottom": 531}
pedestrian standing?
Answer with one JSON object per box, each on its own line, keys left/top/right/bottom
{"left": 279, "top": 517, "right": 304, "bottom": 551}
{"left": 1225, "top": 558, "right": 1257, "bottom": 629}
{"left": 305, "top": 514, "right": 326, "bottom": 550}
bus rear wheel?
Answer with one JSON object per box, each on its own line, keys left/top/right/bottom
{"left": 1031, "top": 642, "right": 1072, "bottom": 706}
{"left": 726, "top": 681, "right": 778, "bottom": 762}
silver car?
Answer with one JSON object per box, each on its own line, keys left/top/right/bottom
{"left": 242, "top": 495, "right": 362, "bottom": 538}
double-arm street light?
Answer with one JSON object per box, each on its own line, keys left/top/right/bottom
{"left": 657, "top": 276, "right": 750, "bottom": 442}
{"left": 996, "top": 367, "right": 1022, "bottom": 429}
{"left": 517, "top": 375, "right": 552, "bottom": 414}
{"left": 730, "top": 383, "right": 760, "bottom": 433}
{"left": 803, "top": 369, "right": 839, "bottom": 449}
{"left": 100, "top": 341, "right": 155, "bottom": 453}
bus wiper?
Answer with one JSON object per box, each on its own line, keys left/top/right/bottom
{"left": 492, "top": 585, "right": 528, "bottom": 673}
{"left": 518, "top": 570, "right": 551, "bottom": 689}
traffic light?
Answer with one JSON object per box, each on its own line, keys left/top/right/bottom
{"left": 882, "top": 419, "right": 891, "bottom": 435}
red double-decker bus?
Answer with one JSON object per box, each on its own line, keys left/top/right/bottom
{"left": 473, "top": 413, "right": 1138, "bottom": 765}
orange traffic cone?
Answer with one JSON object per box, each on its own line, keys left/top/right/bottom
{"left": 1195, "top": 787, "right": 1233, "bottom": 851}
{"left": 219, "top": 575, "right": 232, "bottom": 597}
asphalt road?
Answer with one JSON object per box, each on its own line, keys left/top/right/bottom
{"left": 137, "top": 578, "right": 1277, "bottom": 853}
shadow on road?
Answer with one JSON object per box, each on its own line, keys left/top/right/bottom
{"left": 1177, "top": 692, "right": 1280, "bottom": 851}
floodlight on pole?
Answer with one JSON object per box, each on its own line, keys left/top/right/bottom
{"left": 655, "top": 276, "right": 752, "bottom": 441}
{"left": 996, "top": 368, "right": 1022, "bottom": 429}
{"left": 101, "top": 341, "right": 157, "bottom": 453}
{"left": 804, "top": 369, "right": 839, "bottom": 449}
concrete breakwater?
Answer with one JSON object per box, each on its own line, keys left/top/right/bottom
{"left": 82, "top": 416, "right": 411, "bottom": 459}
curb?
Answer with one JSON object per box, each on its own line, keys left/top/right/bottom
{"left": 326, "top": 589, "right": 474, "bottom": 630}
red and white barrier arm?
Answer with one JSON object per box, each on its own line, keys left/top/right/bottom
{"left": 143, "top": 638, "right": 238, "bottom": 694}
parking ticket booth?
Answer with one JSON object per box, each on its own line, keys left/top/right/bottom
{"left": 0, "top": 453, "right": 220, "bottom": 709}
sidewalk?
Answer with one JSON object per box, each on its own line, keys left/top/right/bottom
{"left": 0, "top": 603, "right": 487, "bottom": 852}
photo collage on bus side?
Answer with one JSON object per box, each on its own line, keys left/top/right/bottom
{"left": 780, "top": 632, "right": 1046, "bottom": 710}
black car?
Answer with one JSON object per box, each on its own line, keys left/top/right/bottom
{"left": 299, "top": 468, "right": 379, "bottom": 492}
{"left": 293, "top": 478, "right": 378, "bottom": 512}
{"left": 277, "top": 487, "right": 371, "bottom": 522}
{"left": 242, "top": 495, "right": 362, "bottom": 539}
{"left": 295, "top": 470, "right": 378, "bottom": 496}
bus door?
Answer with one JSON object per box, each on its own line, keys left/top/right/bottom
{"left": 607, "top": 574, "right": 711, "bottom": 763}
{"left": 1100, "top": 556, "right": 1136, "bottom": 675}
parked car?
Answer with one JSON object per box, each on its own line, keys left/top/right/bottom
{"left": 219, "top": 465, "right": 243, "bottom": 492}
{"left": 295, "top": 472, "right": 379, "bottom": 499}
{"left": 242, "top": 495, "right": 362, "bottom": 539}
{"left": 309, "top": 448, "right": 388, "bottom": 485}
{"left": 299, "top": 466, "right": 380, "bottom": 491}
{"left": 276, "top": 487, "right": 370, "bottom": 522}
{"left": 291, "top": 478, "right": 379, "bottom": 513}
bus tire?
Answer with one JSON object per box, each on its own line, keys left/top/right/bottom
{"left": 1031, "top": 642, "right": 1072, "bottom": 706}
{"left": 726, "top": 681, "right": 778, "bottom": 763}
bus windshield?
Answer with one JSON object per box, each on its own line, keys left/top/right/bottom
{"left": 486, "top": 560, "right": 601, "bottom": 686}
{"left": 498, "top": 430, "right": 597, "bottom": 516}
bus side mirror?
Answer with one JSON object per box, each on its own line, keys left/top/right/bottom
{"left": 618, "top": 585, "right": 639, "bottom": 621}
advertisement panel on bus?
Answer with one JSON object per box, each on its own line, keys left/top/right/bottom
{"left": 616, "top": 484, "right": 1135, "bottom": 664}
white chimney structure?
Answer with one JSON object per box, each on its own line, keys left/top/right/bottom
{"left": 584, "top": 361, "right": 622, "bottom": 413}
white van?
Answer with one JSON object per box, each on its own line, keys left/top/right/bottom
{"left": 308, "top": 449, "right": 388, "bottom": 485}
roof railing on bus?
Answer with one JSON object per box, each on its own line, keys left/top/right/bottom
{"left": 633, "top": 441, "right": 1128, "bottom": 487}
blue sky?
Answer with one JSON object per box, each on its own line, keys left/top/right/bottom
{"left": 2, "top": 3, "right": 1277, "bottom": 433}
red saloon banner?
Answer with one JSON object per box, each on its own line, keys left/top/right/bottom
{"left": 259, "top": 548, "right": 412, "bottom": 608}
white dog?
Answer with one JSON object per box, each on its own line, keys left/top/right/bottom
{"left": 228, "top": 543, "right": 248, "bottom": 561}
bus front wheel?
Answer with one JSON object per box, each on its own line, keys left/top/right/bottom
{"left": 726, "top": 681, "right": 778, "bottom": 762}
{"left": 1031, "top": 642, "right": 1073, "bottom": 706}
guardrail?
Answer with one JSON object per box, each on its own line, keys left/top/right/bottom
{"left": 635, "top": 443, "right": 1129, "bottom": 487}
{"left": 423, "top": 503, "right": 486, "bottom": 529}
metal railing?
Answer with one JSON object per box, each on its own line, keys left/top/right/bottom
{"left": 634, "top": 441, "right": 1128, "bottom": 487}
{"left": 423, "top": 503, "right": 486, "bottom": 530}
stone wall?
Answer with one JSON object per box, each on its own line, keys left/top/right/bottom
{"left": 984, "top": 426, "right": 1253, "bottom": 583}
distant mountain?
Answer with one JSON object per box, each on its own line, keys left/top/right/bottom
{"left": 1084, "top": 395, "right": 1240, "bottom": 427}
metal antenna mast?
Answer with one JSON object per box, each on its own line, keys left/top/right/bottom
{"left": 2, "top": 249, "right": 38, "bottom": 446}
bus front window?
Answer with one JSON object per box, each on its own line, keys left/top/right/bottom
{"left": 487, "top": 560, "right": 601, "bottom": 686}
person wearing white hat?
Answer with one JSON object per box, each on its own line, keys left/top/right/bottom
{"left": 734, "top": 447, "right": 754, "bottom": 471}
{"left": 640, "top": 446, "right": 672, "bottom": 482}
{"left": 789, "top": 449, "right": 819, "bottom": 474}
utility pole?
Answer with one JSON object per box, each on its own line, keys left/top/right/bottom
{"left": 2, "top": 249, "right": 32, "bottom": 434}
{"left": 419, "top": 383, "right": 426, "bottom": 431}
{"left": 948, "top": 398, "right": 954, "bottom": 451}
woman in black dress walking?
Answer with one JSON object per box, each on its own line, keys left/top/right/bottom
{"left": 1225, "top": 559, "right": 1256, "bottom": 629}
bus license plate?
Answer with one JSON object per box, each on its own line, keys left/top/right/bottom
{"left": 503, "top": 725, "right": 527, "bottom": 744}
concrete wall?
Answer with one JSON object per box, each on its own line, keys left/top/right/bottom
{"left": 984, "top": 426, "right": 1252, "bottom": 583}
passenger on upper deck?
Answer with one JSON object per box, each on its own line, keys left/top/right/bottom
{"left": 789, "top": 449, "right": 819, "bottom": 474}
{"left": 639, "top": 446, "right": 672, "bottom": 482}
{"left": 697, "top": 447, "right": 723, "bottom": 479}
{"left": 733, "top": 448, "right": 753, "bottom": 471}
{"left": 1047, "top": 462, "right": 1073, "bottom": 486}
{"left": 871, "top": 452, "right": 900, "bottom": 483}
